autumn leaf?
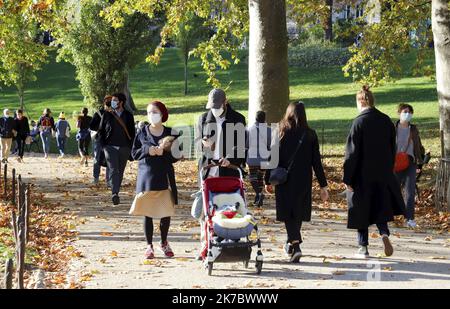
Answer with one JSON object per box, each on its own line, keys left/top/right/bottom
{"left": 332, "top": 270, "right": 346, "bottom": 276}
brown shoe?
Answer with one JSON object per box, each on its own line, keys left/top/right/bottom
{"left": 382, "top": 235, "right": 393, "bottom": 257}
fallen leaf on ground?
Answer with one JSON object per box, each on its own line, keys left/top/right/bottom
{"left": 101, "top": 232, "right": 113, "bottom": 237}
{"left": 332, "top": 270, "right": 346, "bottom": 276}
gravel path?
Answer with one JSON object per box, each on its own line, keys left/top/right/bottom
{"left": 8, "top": 154, "right": 450, "bottom": 289}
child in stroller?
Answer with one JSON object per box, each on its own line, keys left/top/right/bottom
{"left": 200, "top": 163, "right": 263, "bottom": 276}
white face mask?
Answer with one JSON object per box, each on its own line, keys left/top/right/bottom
{"left": 211, "top": 107, "right": 224, "bottom": 118}
{"left": 149, "top": 112, "right": 162, "bottom": 124}
{"left": 400, "top": 112, "right": 412, "bottom": 122}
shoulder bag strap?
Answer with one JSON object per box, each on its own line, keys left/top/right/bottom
{"left": 286, "top": 130, "right": 307, "bottom": 172}
{"left": 109, "top": 111, "right": 132, "bottom": 141}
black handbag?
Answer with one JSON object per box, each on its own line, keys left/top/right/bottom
{"left": 269, "top": 131, "right": 306, "bottom": 186}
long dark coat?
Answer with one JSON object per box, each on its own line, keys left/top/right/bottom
{"left": 266, "top": 127, "right": 328, "bottom": 222}
{"left": 344, "top": 108, "right": 405, "bottom": 229}
{"left": 195, "top": 104, "right": 247, "bottom": 181}
{"left": 131, "top": 126, "right": 181, "bottom": 204}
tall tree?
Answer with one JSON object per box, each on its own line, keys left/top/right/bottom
{"left": 342, "top": 0, "right": 433, "bottom": 86}
{"left": 172, "top": 14, "right": 208, "bottom": 95}
{"left": 432, "top": 0, "right": 450, "bottom": 157}
{"left": 0, "top": 1, "right": 52, "bottom": 110}
{"left": 248, "top": 0, "right": 289, "bottom": 123}
{"left": 103, "top": 0, "right": 291, "bottom": 122}
{"left": 56, "top": 0, "right": 161, "bottom": 111}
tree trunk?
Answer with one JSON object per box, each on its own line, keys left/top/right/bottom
{"left": 184, "top": 50, "right": 188, "bottom": 96}
{"left": 432, "top": 0, "right": 450, "bottom": 157}
{"left": 248, "top": 0, "right": 289, "bottom": 124}
{"left": 324, "top": 0, "right": 333, "bottom": 41}
{"left": 18, "top": 88, "right": 24, "bottom": 111}
{"left": 118, "top": 74, "right": 137, "bottom": 113}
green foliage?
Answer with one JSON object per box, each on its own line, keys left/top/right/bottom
{"left": 101, "top": 0, "right": 249, "bottom": 88}
{"left": 289, "top": 42, "right": 352, "bottom": 68}
{"left": 0, "top": 1, "right": 52, "bottom": 107}
{"left": 342, "top": 0, "right": 434, "bottom": 86}
{"left": 56, "top": 0, "right": 160, "bottom": 108}
{"left": 333, "top": 18, "right": 360, "bottom": 47}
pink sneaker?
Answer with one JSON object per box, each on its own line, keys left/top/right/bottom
{"left": 144, "top": 245, "right": 154, "bottom": 259}
{"left": 160, "top": 241, "right": 174, "bottom": 258}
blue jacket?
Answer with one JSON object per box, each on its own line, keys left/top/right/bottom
{"left": 131, "top": 126, "right": 181, "bottom": 204}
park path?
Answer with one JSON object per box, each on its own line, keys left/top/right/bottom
{"left": 8, "top": 154, "right": 450, "bottom": 289}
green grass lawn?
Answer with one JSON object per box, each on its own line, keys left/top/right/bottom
{"left": 0, "top": 48, "right": 439, "bottom": 156}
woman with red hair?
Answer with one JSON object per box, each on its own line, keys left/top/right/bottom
{"left": 131, "top": 101, "right": 182, "bottom": 259}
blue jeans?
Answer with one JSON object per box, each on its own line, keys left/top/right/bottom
{"left": 40, "top": 131, "right": 51, "bottom": 155}
{"left": 56, "top": 136, "right": 66, "bottom": 155}
{"left": 93, "top": 140, "right": 109, "bottom": 181}
{"left": 395, "top": 161, "right": 417, "bottom": 220}
{"left": 358, "top": 223, "right": 390, "bottom": 246}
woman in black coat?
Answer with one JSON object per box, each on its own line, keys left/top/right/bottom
{"left": 14, "top": 109, "right": 30, "bottom": 162}
{"left": 131, "top": 101, "right": 182, "bottom": 260}
{"left": 343, "top": 85, "right": 405, "bottom": 258}
{"left": 266, "top": 102, "right": 329, "bottom": 263}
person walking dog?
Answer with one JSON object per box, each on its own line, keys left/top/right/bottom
{"left": 343, "top": 85, "right": 405, "bottom": 258}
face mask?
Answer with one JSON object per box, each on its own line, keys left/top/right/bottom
{"left": 149, "top": 112, "right": 162, "bottom": 124}
{"left": 400, "top": 112, "right": 412, "bottom": 122}
{"left": 211, "top": 107, "right": 224, "bottom": 118}
{"left": 111, "top": 100, "right": 119, "bottom": 109}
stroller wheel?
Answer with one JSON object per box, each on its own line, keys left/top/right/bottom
{"left": 243, "top": 260, "right": 249, "bottom": 269}
{"left": 255, "top": 260, "right": 263, "bottom": 275}
{"left": 208, "top": 262, "right": 213, "bottom": 276}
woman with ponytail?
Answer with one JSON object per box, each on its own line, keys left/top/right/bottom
{"left": 343, "top": 85, "right": 405, "bottom": 258}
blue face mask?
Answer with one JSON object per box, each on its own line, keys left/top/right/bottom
{"left": 111, "top": 100, "right": 119, "bottom": 109}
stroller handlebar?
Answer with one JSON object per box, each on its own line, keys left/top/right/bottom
{"left": 201, "top": 162, "right": 244, "bottom": 182}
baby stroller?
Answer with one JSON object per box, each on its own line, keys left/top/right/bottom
{"left": 201, "top": 163, "right": 263, "bottom": 276}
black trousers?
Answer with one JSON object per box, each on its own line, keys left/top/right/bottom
{"left": 284, "top": 219, "right": 303, "bottom": 244}
{"left": 357, "top": 222, "right": 390, "bottom": 246}
{"left": 16, "top": 136, "right": 27, "bottom": 158}
{"left": 104, "top": 145, "right": 130, "bottom": 195}
{"left": 144, "top": 217, "right": 171, "bottom": 245}
{"left": 78, "top": 137, "right": 91, "bottom": 156}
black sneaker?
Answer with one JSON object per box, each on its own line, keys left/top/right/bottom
{"left": 257, "top": 193, "right": 264, "bottom": 207}
{"left": 253, "top": 193, "right": 260, "bottom": 206}
{"left": 112, "top": 194, "right": 120, "bottom": 205}
{"left": 290, "top": 245, "right": 302, "bottom": 263}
